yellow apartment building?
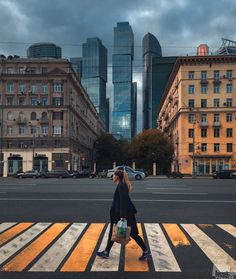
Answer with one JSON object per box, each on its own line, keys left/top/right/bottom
{"left": 157, "top": 55, "right": 236, "bottom": 176}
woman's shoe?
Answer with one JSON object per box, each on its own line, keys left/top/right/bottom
{"left": 139, "top": 250, "right": 151, "bottom": 261}
{"left": 96, "top": 250, "right": 109, "bottom": 259}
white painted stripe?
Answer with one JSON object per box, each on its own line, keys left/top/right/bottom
{"left": 217, "top": 224, "right": 236, "bottom": 238}
{"left": 91, "top": 224, "right": 121, "bottom": 272}
{"left": 0, "top": 188, "right": 25, "bottom": 190}
{"left": 0, "top": 198, "right": 235, "bottom": 203}
{"left": 146, "top": 188, "right": 190, "bottom": 190}
{"left": 151, "top": 192, "right": 208, "bottom": 195}
{"left": 0, "top": 223, "right": 51, "bottom": 265}
{"left": 29, "top": 223, "right": 87, "bottom": 272}
{"left": 144, "top": 223, "right": 181, "bottom": 272}
{"left": 181, "top": 224, "right": 236, "bottom": 272}
{"left": 0, "top": 192, "right": 7, "bottom": 194}
{"left": 0, "top": 223, "right": 17, "bottom": 234}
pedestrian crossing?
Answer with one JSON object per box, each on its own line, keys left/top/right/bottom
{"left": 0, "top": 222, "right": 235, "bottom": 273}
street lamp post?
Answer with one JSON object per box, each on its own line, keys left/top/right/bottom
{"left": 192, "top": 120, "right": 196, "bottom": 178}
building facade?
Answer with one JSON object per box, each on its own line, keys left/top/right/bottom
{"left": 0, "top": 57, "right": 105, "bottom": 177}
{"left": 27, "top": 43, "right": 62, "bottom": 59}
{"left": 82, "top": 38, "right": 107, "bottom": 128}
{"left": 142, "top": 33, "right": 162, "bottom": 130}
{"left": 158, "top": 55, "right": 236, "bottom": 176}
{"left": 70, "top": 57, "right": 82, "bottom": 81}
{"left": 112, "top": 22, "right": 136, "bottom": 139}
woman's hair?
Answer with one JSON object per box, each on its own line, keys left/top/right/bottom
{"left": 114, "top": 170, "right": 132, "bottom": 192}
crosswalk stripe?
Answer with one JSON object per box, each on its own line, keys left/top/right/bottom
{"left": 2, "top": 223, "right": 69, "bottom": 272}
{"left": 163, "top": 224, "right": 190, "bottom": 247}
{"left": 124, "top": 223, "right": 149, "bottom": 272}
{"left": 217, "top": 224, "right": 236, "bottom": 238}
{"left": 61, "top": 223, "right": 105, "bottom": 272}
{"left": 0, "top": 223, "right": 51, "bottom": 266}
{"left": 29, "top": 223, "right": 87, "bottom": 272}
{"left": 0, "top": 223, "right": 17, "bottom": 234}
{"left": 91, "top": 224, "right": 121, "bottom": 272}
{"left": 144, "top": 223, "right": 181, "bottom": 272}
{"left": 181, "top": 224, "right": 236, "bottom": 272}
{"left": 0, "top": 223, "right": 33, "bottom": 246}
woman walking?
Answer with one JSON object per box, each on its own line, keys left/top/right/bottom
{"left": 97, "top": 169, "right": 151, "bottom": 260}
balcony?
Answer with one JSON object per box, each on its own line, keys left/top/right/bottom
{"left": 213, "top": 121, "right": 221, "bottom": 127}
{"left": 213, "top": 79, "right": 221, "bottom": 85}
{"left": 200, "top": 79, "right": 208, "bottom": 85}
{"left": 16, "top": 117, "right": 27, "bottom": 124}
{"left": 39, "top": 117, "right": 49, "bottom": 124}
{"left": 199, "top": 121, "right": 209, "bottom": 127}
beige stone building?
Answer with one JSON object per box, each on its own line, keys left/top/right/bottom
{"left": 158, "top": 55, "right": 236, "bottom": 176}
{"left": 0, "top": 57, "right": 105, "bottom": 177}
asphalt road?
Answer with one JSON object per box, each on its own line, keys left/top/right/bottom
{"left": 0, "top": 177, "right": 235, "bottom": 279}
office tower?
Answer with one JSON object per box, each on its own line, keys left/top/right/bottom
{"left": 132, "top": 82, "right": 137, "bottom": 136}
{"left": 82, "top": 38, "right": 107, "bottom": 127}
{"left": 112, "top": 22, "right": 134, "bottom": 139}
{"left": 142, "top": 33, "right": 162, "bottom": 130}
{"left": 27, "top": 43, "right": 62, "bottom": 58}
{"left": 70, "top": 57, "right": 82, "bottom": 81}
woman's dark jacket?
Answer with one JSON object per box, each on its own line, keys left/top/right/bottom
{"left": 110, "top": 182, "right": 138, "bottom": 234}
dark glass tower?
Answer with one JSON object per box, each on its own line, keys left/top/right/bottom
{"left": 27, "top": 43, "right": 62, "bottom": 58}
{"left": 81, "top": 38, "right": 107, "bottom": 127}
{"left": 142, "top": 33, "right": 162, "bottom": 130}
{"left": 112, "top": 22, "right": 135, "bottom": 139}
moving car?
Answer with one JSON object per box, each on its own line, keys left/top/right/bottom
{"left": 107, "top": 166, "right": 145, "bottom": 180}
{"left": 40, "top": 170, "right": 71, "bottom": 178}
{"left": 16, "top": 170, "right": 41, "bottom": 179}
{"left": 212, "top": 170, "right": 236, "bottom": 179}
{"left": 135, "top": 168, "right": 149, "bottom": 177}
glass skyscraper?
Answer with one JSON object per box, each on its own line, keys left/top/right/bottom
{"left": 112, "top": 22, "right": 136, "bottom": 139}
{"left": 82, "top": 38, "right": 107, "bottom": 128}
{"left": 27, "top": 43, "right": 62, "bottom": 58}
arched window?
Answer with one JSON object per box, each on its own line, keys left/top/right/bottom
{"left": 19, "top": 111, "right": 25, "bottom": 120}
{"left": 7, "top": 111, "right": 13, "bottom": 121}
{"left": 41, "top": 112, "right": 47, "bottom": 120}
{"left": 31, "top": 112, "right": 36, "bottom": 120}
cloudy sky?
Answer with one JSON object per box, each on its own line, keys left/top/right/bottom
{"left": 0, "top": 0, "right": 235, "bottom": 132}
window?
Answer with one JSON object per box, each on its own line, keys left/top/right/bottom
{"left": 213, "top": 99, "right": 220, "bottom": 107}
{"left": 31, "top": 98, "right": 38, "bottom": 106}
{"left": 201, "top": 85, "right": 207, "bottom": 94}
{"left": 42, "top": 67, "right": 47, "bottom": 74}
{"left": 214, "top": 70, "right": 220, "bottom": 81}
{"left": 226, "top": 128, "right": 233, "bottom": 137}
{"left": 7, "top": 83, "right": 14, "bottom": 93}
{"left": 7, "top": 126, "right": 13, "bottom": 136}
{"left": 201, "top": 128, "right": 207, "bottom": 138}
{"left": 214, "top": 113, "right": 220, "bottom": 122}
{"left": 7, "top": 67, "right": 14, "bottom": 74}
{"left": 41, "top": 97, "right": 48, "bottom": 106}
{"left": 6, "top": 97, "right": 14, "bottom": 105}
{"left": 41, "top": 84, "right": 48, "bottom": 93}
{"left": 188, "top": 85, "right": 195, "bottom": 94}
{"left": 41, "top": 112, "right": 48, "bottom": 120}
{"left": 19, "top": 67, "right": 25, "bottom": 74}
{"left": 7, "top": 142, "right": 13, "bottom": 149}
{"left": 41, "top": 125, "right": 48, "bottom": 135}
{"left": 19, "top": 125, "right": 25, "bottom": 135}
{"left": 226, "top": 98, "right": 232, "bottom": 107}
{"left": 18, "top": 83, "right": 25, "bottom": 93}
{"left": 54, "top": 140, "right": 61, "bottom": 148}
{"left": 18, "top": 97, "right": 25, "bottom": 105}
{"left": 227, "top": 143, "right": 233, "bottom": 152}
{"left": 201, "top": 99, "right": 207, "bottom": 108}
{"left": 188, "top": 129, "right": 194, "bottom": 138}
{"left": 226, "top": 113, "right": 232, "bottom": 122}
{"left": 226, "top": 84, "right": 232, "bottom": 93}
{"left": 214, "top": 143, "right": 220, "bottom": 152}
{"left": 53, "top": 126, "right": 63, "bottom": 135}
{"left": 188, "top": 114, "right": 195, "bottom": 123}
{"left": 18, "top": 142, "right": 26, "bottom": 149}
{"left": 214, "top": 128, "right": 220, "bottom": 138}
{"left": 31, "top": 83, "right": 37, "bottom": 93}
{"left": 30, "top": 126, "right": 36, "bottom": 134}
{"left": 201, "top": 143, "right": 207, "bottom": 152}
{"left": 31, "top": 112, "right": 37, "bottom": 120}
{"left": 52, "top": 112, "right": 63, "bottom": 120}
{"left": 7, "top": 111, "right": 13, "bottom": 121}
{"left": 226, "top": 70, "right": 232, "bottom": 80}
{"left": 52, "top": 98, "right": 63, "bottom": 106}
{"left": 53, "top": 83, "right": 63, "bottom": 92}
{"left": 188, "top": 71, "right": 194, "bottom": 79}
{"left": 201, "top": 71, "right": 207, "bottom": 80}
{"left": 201, "top": 114, "right": 207, "bottom": 122}
{"left": 214, "top": 86, "right": 219, "bottom": 94}
{"left": 188, "top": 99, "right": 195, "bottom": 108}
{"left": 189, "top": 143, "right": 194, "bottom": 152}
{"left": 30, "top": 67, "right": 36, "bottom": 74}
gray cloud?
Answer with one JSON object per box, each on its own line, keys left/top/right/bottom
{"left": 0, "top": 0, "right": 235, "bottom": 132}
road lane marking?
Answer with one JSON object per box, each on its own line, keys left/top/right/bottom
{"left": 181, "top": 224, "right": 236, "bottom": 272}
{"left": 163, "top": 224, "right": 190, "bottom": 247}
{"left": 146, "top": 188, "right": 191, "bottom": 190}
{"left": 124, "top": 223, "right": 149, "bottom": 272}
{"left": 2, "top": 223, "right": 69, "bottom": 272}
{"left": 217, "top": 224, "right": 236, "bottom": 238}
{"left": 61, "top": 223, "right": 105, "bottom": 272}
{"left": 144, "top": 223, "right": 181, "bottom": 272}
{"left": 91, "top": 224, "right": 121, "bottom": 272}
{"left": 0, "top": 223, "right": 51, "bottom": 266}
{"left": 29, "top": 223, "right": 86, "bottom": 272}
{"left": 0, "top": 223, "right": 33, "bottom": 246}
{"left": 151, "top": 192, "right": 208, "bottom": 195}
{"left": 0, "top": 223, "right": 16, "bottom": 234}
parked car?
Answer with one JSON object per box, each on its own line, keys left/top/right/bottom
{"left": 135, "top": 168, "right": 149, "bottom": 177}
{"left": 97, "top": 169, "right": 108, "bottom": 178}
{"left": 70, "top": 170, "right": 96, "bottom": 178}
{"left": 41, "top": 170, "right": 71, "bottom": 178}
{"left": 107, "top": 166, "right": 145, "bottom": 180}
{"left": 169, "top": 171, "right": 184, "bottom": 178}
{"left": 212, "top": 170, "right": 236, "bottom": 179}
{"left": 16, "top": 170, "right": 41, "bottom": 179}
